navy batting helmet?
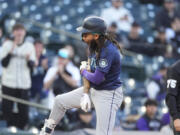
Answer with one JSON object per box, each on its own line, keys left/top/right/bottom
{"left": 76, "top": 16, "right": 107, "bottom": 34}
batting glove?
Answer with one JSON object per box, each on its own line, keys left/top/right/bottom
{"left": 80, "top": 93, "right": 91, "bottom": 112}
{"left": 80, "top": 61, "right": 87, "bottom": 71}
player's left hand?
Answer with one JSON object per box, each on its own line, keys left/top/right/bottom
{"left": 80, "top": 93, "right": 91, "bottom": 112}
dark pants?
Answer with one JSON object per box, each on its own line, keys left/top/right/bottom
{"left": 2, "top": 85, "right": 29, "bottom": 129}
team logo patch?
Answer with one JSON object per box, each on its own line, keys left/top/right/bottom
{"left": 99, "top": 59, "right": 108, "bottom": 68}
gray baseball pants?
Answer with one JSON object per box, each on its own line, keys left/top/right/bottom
{"left": 49, "top": 86, "right": 123, "bottom": 135}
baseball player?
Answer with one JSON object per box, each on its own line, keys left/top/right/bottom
{"left": 166, "top": 60, "right": 180, "bottom": 135}
{"left": 40, "top": 16, "right": 123, "bottom": 135}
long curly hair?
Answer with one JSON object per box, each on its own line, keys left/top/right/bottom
{"left": 89, "top": 32, "right": 123, "bottom": 60}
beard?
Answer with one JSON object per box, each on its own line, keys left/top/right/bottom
{"left": 89, "top": 39, "right": 98, "bottom": 54}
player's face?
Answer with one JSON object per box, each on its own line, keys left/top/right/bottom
{"left": 13, "top": 28, "right": 26, "bottom": 44}
{"left": 82, "top": 33, "right": 94, "bottom": 44}
{"left": 82, "top": 33, "right": 99, "bottom": 45}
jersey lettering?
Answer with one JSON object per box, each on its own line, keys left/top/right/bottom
{"left": 90, "top": 58, "right": 96, "bottom": 69}
{"left": 167, "top": 79, "right": 177, "bottom": 88}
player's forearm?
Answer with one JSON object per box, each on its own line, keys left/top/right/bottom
{"left": 83, "top": 77, "right": 90, "bottom": 94}
{"left": 81, "top": 69, "right": 104, "bottom": 85}
{"left": 166, "top": 94, "right": 180, "bottom": 120}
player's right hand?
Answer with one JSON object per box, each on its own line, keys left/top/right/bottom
{"left": 80, "top": 61, "right": 90, "bottom": 72}
{"left": 80, "top": 93, "right": 91, "bottom": 112}
{"left": 80, "top": 61, "right": 87, "bottom": 71}
{"left": 174, "top": 119, "right": 180, "bottom": 131}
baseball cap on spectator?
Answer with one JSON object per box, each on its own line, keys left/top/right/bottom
{"left": 58, "top": 48, "right": 69, "bottom": 59}
{"left": 144, "top": 99, "right": 158, "bottom": 107}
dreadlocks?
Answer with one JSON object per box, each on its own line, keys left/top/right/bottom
{"left": 104, "top": 33, "right": 123, "bottom": 54}
{"left": 89, "top": 32, "right": 123, "bottom": 60}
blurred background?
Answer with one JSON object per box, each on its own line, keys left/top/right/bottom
{"left": 0, "top": 0, "right": 180, "bottom": 134}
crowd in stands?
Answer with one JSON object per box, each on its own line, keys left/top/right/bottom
{"left": 0, "top": 0, "right": 179, "bottom": 134}
{"left": 102, "top": 0, "right": 180, "bottom": 58}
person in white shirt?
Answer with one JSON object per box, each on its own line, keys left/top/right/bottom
{"left": 43, "top": 48, "right": 81, "bottom": 96}
{"left": 101, "top": 0, "right": 134, "bottom": 32}
{"left": 0, "top": 24, "right": 36, "bottom": 129}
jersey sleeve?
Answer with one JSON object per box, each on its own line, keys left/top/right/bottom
{"left": 166, "top": 67, "right": 179, "bottom": 96}
{"left": 96, "top": 48, "right": 114, "bottom": 73}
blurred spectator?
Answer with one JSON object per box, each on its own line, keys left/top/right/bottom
{"left": 146, "top": 65, "right": 167, "bottom": 102}
{"left": 101, "top": 0, "right": 134, "bottom": 32}
{"left": 0, "top": 53, "right": 1, "bottom": 78}
{"left": 71, "top": 109, "right": 95, "bottom": 130}
{"left": 65, "top": 45, "right": 74, "bottom": 60}
{"left": 153, "top": 27, "right": 173, "bottom": 57}
{"left": 127, "top": 22, "right": 144, "bottom": 43}
{"left": 155, "top": 0, "right": 180, "bottom": 29}
{"left": 126, "top": 22, "right": 146, "bottom": 53}
{"left": 169, "top": 18, "right": 180, "bottom": 57}
{"left": 0, "top": 27, "right": 4, "bottom": 46}
{"left": 136, "top": 99, "right": 162, "bottom": 131}
{"left": 0, "top": 27, "right": 3, "bottom": 78}
{"left": 161, "top": 112, "right": 171, "bottom": 126}
{"left": 107, "top": 22, "right": 125, "bottom": 49}
{"left": 154, "top": 27, "right": 168, "bottom": 45}
{"left": 0, "top": 23, "right": 36, "bottom": 129}
{"left": 43, "top": 48, "right": 81, "bottom": 96}
{"left": 138, "top": 0, "right": 164, "bottom": 5}
{"left": 107, "top": 22, "right": 122, "bottom": 42}
{"left": 64, "top": 44, "right": 80, "bottom": 66}
{"left": 30, "top": 40, "right": 48, "bottom": 100}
